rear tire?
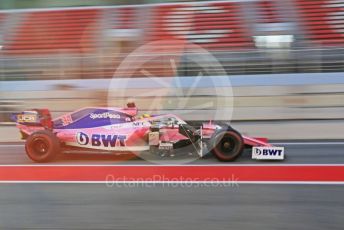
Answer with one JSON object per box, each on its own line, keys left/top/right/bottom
{"left": 210, "top": 127, "right": 244, "bottom": 162}
{"left": 25, "top": 130, "right": 60, "bottom": 163}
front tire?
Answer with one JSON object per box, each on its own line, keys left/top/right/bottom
{"left": 210, "top": 127, "right": 244, "bottom": 162}
{"left": 25, "top": 130, "right": 60, "bottom": 163}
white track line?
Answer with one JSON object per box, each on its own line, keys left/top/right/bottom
{"left": 0, "top": 180, "right": 343, "bottom": 185}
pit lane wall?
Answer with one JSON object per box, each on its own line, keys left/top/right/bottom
{"left": 1, "top": 72, "right": 344, "bottom": 141}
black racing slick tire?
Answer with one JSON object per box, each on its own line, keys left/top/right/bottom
{"left": 25, "top": 130, "right": 60, "bottom": 163}
{"left": 209, "top": 126, "right": 244, "bottom": 162}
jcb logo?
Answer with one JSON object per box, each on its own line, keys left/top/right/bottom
{"left": 17, "top": 114, "right": 36, "bottom": 123}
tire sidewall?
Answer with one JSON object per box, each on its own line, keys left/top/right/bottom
{"left": 25, "top": 130, "right": 60, "bottom": 163}
{"left": 210, "top": 128, "right": 244, "bottom": 161}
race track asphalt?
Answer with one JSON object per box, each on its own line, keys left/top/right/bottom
{"left": 0, "top": 142, "right": 343, "bottom": 229}
{"left": 0, "top": 184, "right": 342, "bottom": 229}
{"left": 0, "top": 141, "right": 343, "bottom": 164}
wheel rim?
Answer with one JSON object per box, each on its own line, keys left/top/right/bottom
{"left": 213, "top": 131, "right": 243, "bottom": 160}
{"left": 216, "top": 135, "right": 236, "bottom": 156}
{"left": 31, "top": 138, "right": 49, "bottom": 156}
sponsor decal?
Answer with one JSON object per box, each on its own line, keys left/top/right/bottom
{"left": 252, "top": 147, "right": 284, "bottom": 160}
{"left": 76, "top": 132, "right": 89, "bottom": 145}
{"left": 90, "top": 112, "right": 121, "bottom": 119}
{"left": 17, "top": 114, "right": 37, "bottom": 123}
{"left": 149, "top": 132, "right": 159, "bottom": 146}
{"left": 76, "top": 132, "right": 126, "bottom": 147}
{"left": 107, "top": 121, "right": 150, "bottom": 129}
{"left": 62, "top": 114, "right": 73, "bottom": 126}
{"left": 159, "top": 142, "right": 173, "bottom": 150}
{"left": 133, "top": 121, "right": 150, "bottom": 127}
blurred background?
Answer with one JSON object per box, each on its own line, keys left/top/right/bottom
{"left": 1, "top": 0, "right": 344, "bottom": 141}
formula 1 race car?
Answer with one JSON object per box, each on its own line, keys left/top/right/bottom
{"left": 11, "top": 103, "right": 284, "bottom": 162}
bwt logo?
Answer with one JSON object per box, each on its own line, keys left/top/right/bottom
{"left": 76, "top": 132, "right": 126, "bottom": 147}
{"left": 255, "top": 148, "right": 283, "bottom": 156}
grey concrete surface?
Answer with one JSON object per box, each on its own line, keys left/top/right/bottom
{"left": 0, "top": 142, "right": 343, "bottom": 165}
{"left": 0, "top": 184, "right": 342, "bottom": 229}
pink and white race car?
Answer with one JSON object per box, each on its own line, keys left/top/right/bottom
{"left": 12, "top": 103, "right": 284, "bottom": 162}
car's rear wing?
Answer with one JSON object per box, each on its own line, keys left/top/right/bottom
{"left": 11, "top": 109, "right": 53, "bottom": 129}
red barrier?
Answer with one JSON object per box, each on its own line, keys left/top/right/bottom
{"left": 0, "top": 165, "right": 343, "bottom": 182}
